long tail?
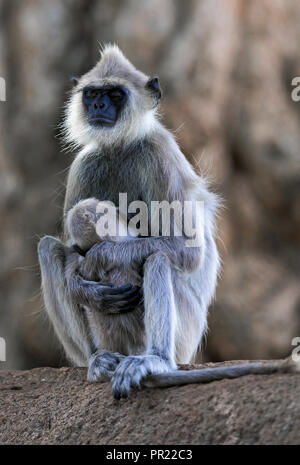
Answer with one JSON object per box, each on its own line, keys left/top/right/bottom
{"left": 143, "top": 357, "right": 300, "bottom": 388}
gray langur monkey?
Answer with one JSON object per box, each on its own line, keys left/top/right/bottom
{"left": 38, "top": 44, "right": 299, "bottom": 399}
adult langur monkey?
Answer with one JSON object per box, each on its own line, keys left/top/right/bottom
{"left": 38, "top": 44, "right": 299, "bottom": 399}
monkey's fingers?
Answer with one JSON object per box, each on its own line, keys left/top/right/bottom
{"left": 101, "top": 283, "right": 136, "bottom": 296}
{"left": 118, "top": 293, "right": 143, "bottom": 311}
{"left": 113, "top": 296, "right": 142, "bottom": 314}
{"left": 102, "top": 286, "right": 141, "bottom": 305}
{"left": 101, "top": 286, "right": 142, "bottom": 314}
{"left": 102, "top": 286, "right": 141, "bottom": 304}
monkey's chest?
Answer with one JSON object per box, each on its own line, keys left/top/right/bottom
{"left": 77, "top": 150, "right": 160, "bottom": 207}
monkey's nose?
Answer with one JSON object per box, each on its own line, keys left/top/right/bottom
{"left": 94, "top": 102, "right": 106, "bottom": 110}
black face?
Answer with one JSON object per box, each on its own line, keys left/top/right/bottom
{"left": 82, "top": 85, "right": 129, "bottom": 127}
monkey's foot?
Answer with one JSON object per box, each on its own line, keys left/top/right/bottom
{"left": 111, "top": 355, "right": 173, "bottom": 399}
{"left": 87, "top": 351, "right": 125, "bottom": 382}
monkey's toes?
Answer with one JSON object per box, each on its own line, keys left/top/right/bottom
{"left": 111, "top": 356, "right": 150, "bottom": 399}
{"left": 87, "top": 351, "right": 125, "bottom": 382}
{"left": 111, "top": 355, "right": 175, "bottom": 399}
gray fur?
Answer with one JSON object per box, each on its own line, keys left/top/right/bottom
{"left": 38, "top": 44, "right": 297, "bottom": 399}
{"left": 37, "top": 44, "right": 220, "bottom": 395}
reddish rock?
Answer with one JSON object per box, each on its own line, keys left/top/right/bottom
{"left": 0, "top": 364, "right": 299, "bottom": 445}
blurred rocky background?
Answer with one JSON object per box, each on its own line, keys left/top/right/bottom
{"left": 0, "top": 0, "right": 299, "bottom": 369}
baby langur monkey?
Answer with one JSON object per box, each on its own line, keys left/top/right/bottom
{"left": 66, "top": 198, "right": 145, "bottom": 379}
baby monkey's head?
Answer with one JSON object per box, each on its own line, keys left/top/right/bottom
{"left": 67, "top": 198, "right": 100, "bottom": 252}
{"left": 67, "top": 198, "right": 136, "bottom": 254}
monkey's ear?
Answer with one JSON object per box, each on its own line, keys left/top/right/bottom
{"left": 146, "top": 76, "right": 162, "bottom": 99}
{"left": 71, "top": 77, "right": 79, "bottom": 87}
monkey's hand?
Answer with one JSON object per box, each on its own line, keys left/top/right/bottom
{"left": 111, "top": 355, "right": 173, "bottom": 399}
{"left": 68, "top": 274, "right": 142, "bottom": 315}
{"left": 65, "top": 248, "right": 141, "bottom": 314}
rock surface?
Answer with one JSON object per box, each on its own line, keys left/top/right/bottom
{"left": 0, "top": 363, "right": 299, "bottom": 445}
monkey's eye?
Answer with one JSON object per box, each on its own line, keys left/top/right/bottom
{"left": 83, "top": 88, "right": 99, "bottom": 99}
{"left": 109, "top": 89, "right": 125, "bottom": 101}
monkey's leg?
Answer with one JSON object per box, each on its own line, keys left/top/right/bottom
{"left": 112, "top": 251, "right": 177, "bottom": 399}
{"left": 38, "top": 235, "right": 93, "bottom": 366}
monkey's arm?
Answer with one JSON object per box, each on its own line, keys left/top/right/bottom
{"left": 79, "top": 235, "right": 202, "bottom": 281}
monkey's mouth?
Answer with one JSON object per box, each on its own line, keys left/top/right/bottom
{"left": 89, "top": 117, "right": 115, "bottom": 127}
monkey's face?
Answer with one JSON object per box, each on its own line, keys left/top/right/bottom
{"left": 64, "top": 44, "right": 162, "bottom": 148}
{"left": 82, "top": 84, "right": 129, "bottom": 128}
